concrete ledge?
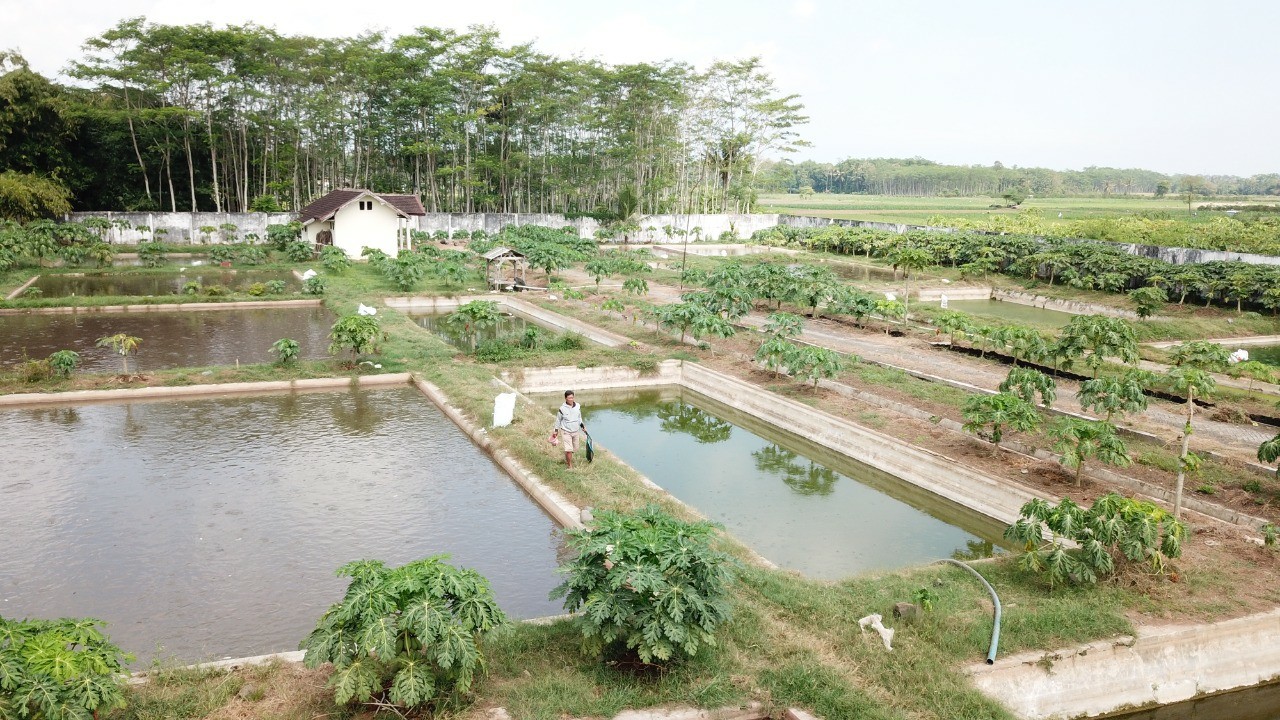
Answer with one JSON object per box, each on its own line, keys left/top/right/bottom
{"left": 0, "top": 298, "right": 322, "bottom": 315}
{"left": 4, "top": 275, "right": 39, "bottom": 300}
{"left": 411, "top": 376, "right": 583, "bottom": 531}
{"left": 918, "top": 286, "right": 992, "bottom": 301}
{"left": 993, "top": 290, "right": 1138, "bottom": 319}
{"left": 0, "top": 373, "right": 410, "bottom": 407}
{"left": 969, "top": 608, "right": 1280, "bottom": 719}
{"left": 503, "top": 360, "right": 682, "bottom": 394}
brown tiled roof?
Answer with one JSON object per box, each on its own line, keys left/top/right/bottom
{"left": 297, "top": 189, "right": 362, "bottom": 223}
{"left": 296, "top": 189, "right": 426, "bottom": 223}
{"left": 379, "top": 193, "right": 426, "bottom": 216}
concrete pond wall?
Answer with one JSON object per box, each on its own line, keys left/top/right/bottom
{"left": 969, "top": 608, "right": 1280, "bottom": 719}
{"left": 506, "top": 360, "right": 1043, "bottom": 529}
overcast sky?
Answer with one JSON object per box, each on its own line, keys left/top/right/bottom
{"left": 2, "top": 0, "right": 1275, "bottom": 177}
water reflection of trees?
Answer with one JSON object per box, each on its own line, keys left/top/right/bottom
{"left": 951, "top": 539, "right": 995, "bottom": 561}
{"left": 657, "top": 402, "right": 732, "bottom": 444}
{"left": 330, "top": 390, "right": 385, "bottom": 436}
{"left": 27, "top": 406, "right": 80, "bottom": 425}
{"left": 752, "top": 445, "right": 839, "bottom": 496}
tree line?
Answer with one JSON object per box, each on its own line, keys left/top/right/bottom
{"left": 758, "top": 157, "right": 1280, "bottom": 198}
{"left": 0, "top": 20, "right": 807, "bottom": 218}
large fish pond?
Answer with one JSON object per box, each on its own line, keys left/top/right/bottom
{"left": 929, "top": 298, "right": 1080, "bottom": 328}
{"left": 0, "top": 305, "right": 333, "bottom": 373}
{"left": 0, "top": 386, "right": 564, "bottom": 663}
{"left": 29, "top": 269, "right": 300, "bottom": 298}
{"left": 534, "top": 387, "right": 1007, "bottom": 579}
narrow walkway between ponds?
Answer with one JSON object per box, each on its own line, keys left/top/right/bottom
{"left": 1145, "top": 334, "right": 1280, "bottom": 349}
{"left": 555, "top": 267, "right": 1277, "bottom": 470}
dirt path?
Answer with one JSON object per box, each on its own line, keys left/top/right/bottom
{"left": 558, "top": 267, "right": 1277, "bottom": 469}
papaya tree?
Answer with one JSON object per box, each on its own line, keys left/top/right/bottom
{"left": 1077, "top": 369, "right": 1154, "bottom": 422}
{"left": 1166, "top": 366, "right": 1216, "bottom": 518}
{"left": 96, "top": 333, "right": 141, "bottom": 375}
{"left": 1259, "top": 434, "right": 1280, "bottom": 478}
{"left": 1048, "top": 418, "right": 1130, "bottom": 487}
{"left": 301, "top": 557, "right": 506, "bottom": 714}
{"left": 999, "top": 366, "right": 1056, "bottom": 408}
{"left": 962, "top": 392, "right": 1041, "bottom": 455}
{"left": 444, "top": 300, "right": 501, "bottom": 352}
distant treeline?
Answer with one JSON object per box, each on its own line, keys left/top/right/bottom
{"left": 758, "top": 157, "right": 1280, "bottom": 198}
{"left": 0, "top": 20, "right": 806, "bottom": 218}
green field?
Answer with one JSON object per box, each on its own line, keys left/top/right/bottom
{"left": 757, "top": 193, "right": 1261, "bottom": 226}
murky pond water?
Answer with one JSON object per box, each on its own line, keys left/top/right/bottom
{"left": 408, "top": 309, "right": 593, "bottom": 350}
{"left": 1101, "top": 681, "right": 1280, "bottom": 719}
{"left": 32, "top": 270, "right": 300, "bottom": 298}
{"left": 0, "top": 306, "right": 333, "bottom": 372}
{"left": 935, "top": 298, "right": 1078, "bottom": 328}
{"left": 409, "top": 310, "right": 533, "bottom": 349}
{"left": 533, "top": 387, "right": 1006, "bottom": 578}
{"left": 830, "top": 260, "right": 900, "bottom": 283}
{"left": 0, "top": 386, "right": 564, "bottom": 663}
{"left": 1247, "top": 343, "right": 1280, "bottom": 369}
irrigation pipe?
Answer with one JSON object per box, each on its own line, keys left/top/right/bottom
{"left": 936, "top": 559, "right": 1002, "bottom": 665}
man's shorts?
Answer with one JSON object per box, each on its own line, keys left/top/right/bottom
{"left": 561, "top": 430, "right": 580, "bottom": 452}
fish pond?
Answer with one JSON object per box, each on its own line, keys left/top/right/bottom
{"left": 534, "top": 387, "right": 1006, "bottom": 578}
{"left": 934, "top": 298, "right": 1078, "bottom": 329}
{"left": 408, "top": 308, "right": 594, "bottom": 351}
{"left": 1101, "top": 681, "right": 1280, "bottom": 719}
{"left": 0, "top": 305, "right": 333, "bottom": 372}
{"left": 0, "top": 386, "right": 564, "bottom": 663}
{"left": 29, "top": 269, "right": 300, "bottom": 298}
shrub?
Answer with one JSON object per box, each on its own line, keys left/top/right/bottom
{"left": 303, "top": 276, "right": 327, "bottom": 295}
{"left": 208, "top": 245, "right": 237, "bottom": 264}
{"left": 266, "top": 221, "right": 301, "bottom": 250}
{"left": 552, "top": 505, "right": 735, "bottom": 665}
{"left": 182, "top": 280, "right": 201, "bottom": 295}
{"left": 47, "top": 349, "right": 80, "bottom": 379}
{"left": 19, "top": 358, "right": 52, "bottom": 383}
{"left": 329, "top": 314, "right": 383, "bottom": 357}
{"left": 265, "top": 279, "right": 288, "bottom": 295}
{"left": 473, "top": 338, "right": 528, "bottom": 362}
{"left": 300, "top": 557, "right": 506, "bottom": 714}
{"left": 1004, "top": 494, "right": 1186, "bottom": 587}
{"left": 238, "top": 246, "right": 267, "bottom": 265}
{"left": 20, "top": 286, "right": 42, "bottom": 298}
{"left": 270, "top": 337, "right": 300, "bottom": 365}
{"left": 0, "top": 616, "right": 132, "bottom": 720}
{"left": 202, "top": 284, "right": 231, "bottom": 297}
{"left": 137, "top": 240, "right": 167, "bottom": 268}
{"left": 545, "top": 332, "right": 585, "bottom": 351}
{"left": 245, "top": 282, "right": 267, "bottom": 297}
{"left": 284, "top": 240, "right": 314, "bottom": 262}
{"left": 320, "top": 245, "right": 351, "bottom": 274}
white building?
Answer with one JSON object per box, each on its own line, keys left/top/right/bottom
{"left": 297, "top": 189, "right": 426, "bottom": 258}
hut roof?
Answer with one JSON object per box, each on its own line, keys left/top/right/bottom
{"left": 297, "top": 189, "right": 427, "bottom": 223}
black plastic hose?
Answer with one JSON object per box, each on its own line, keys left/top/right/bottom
{"left": 937, "top": 559, "right": 1002, "bottom": 664}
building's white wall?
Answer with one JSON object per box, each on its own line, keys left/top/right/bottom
{"left": 332, "top": 198, "right": 400, "bottom": 257}
{"left": 302, "top": 220, "right": 333, "bottom": 245}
